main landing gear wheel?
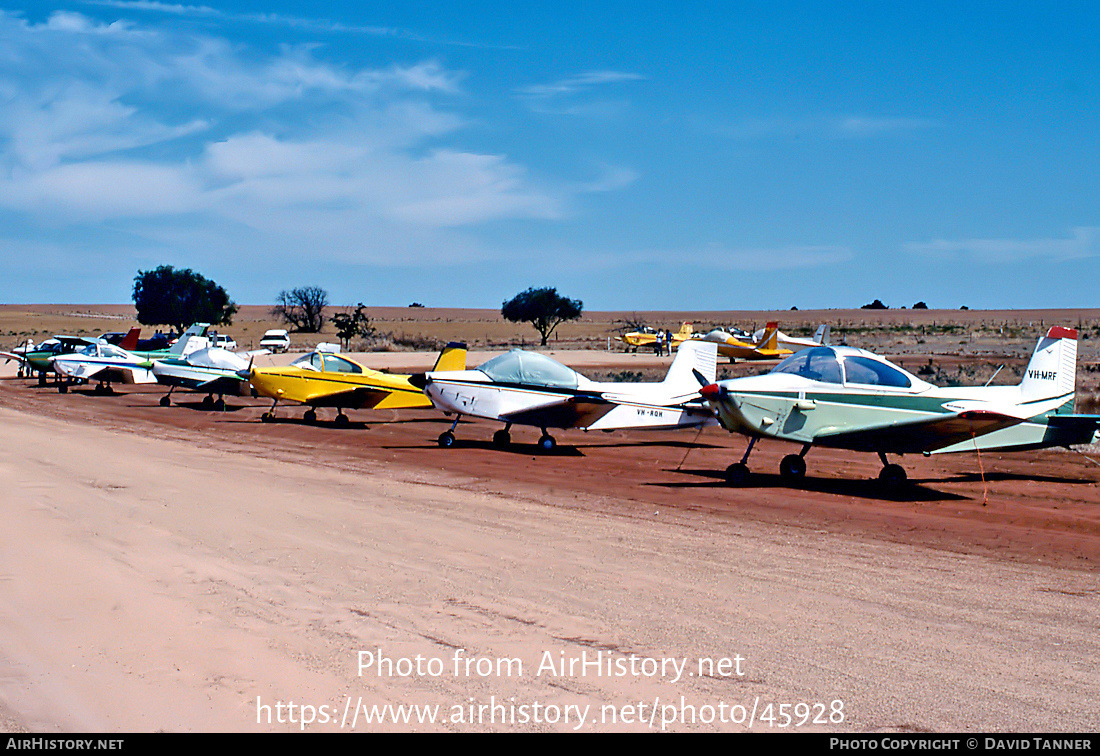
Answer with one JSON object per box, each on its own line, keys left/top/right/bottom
{"left": 537, "top": 434, "right": 556, "bottom": 452}
{"left": 779, "top": 454, "right": 807, "bottom": 481}
{"left": 213, "top": 398, "right": 225, "bottom": 412}
{"left": 303, "top": 409, "right": 318, "bottom": 423}
{"left": 160, "top": 396, "right": 171, "bottom": 407}
{"left": 438, "top": 430, "right": 456, "bottom": 448}
{"left": 878, "top": 463, "right": 907, "bottom": 486}
{"left": 58, "top": 382, "right": 68, "bottom": 394}
{"left": 493, "top": 429, "right": 511, "bottom": 448}
{"left": 334, "top": 413, "right": 350, "bottom": 428}
{"left": 94, "top": 383, "right": 109, "bottom": 395}
{"left": 201, "top": 395, "right": 214, "bottom": 410}
{"left": 725, "top": 462, "right": 750, "bottom": 486}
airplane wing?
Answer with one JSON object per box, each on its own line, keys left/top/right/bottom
{"left": 58, "top": 361, "right": 110, "bottom": 381}
{"left": 499, "top": 395, "right": 616, "bottom": 429}
{"left": 303, "top": 386, "right": 397, "bottom": 409}
{"left": 812, "top": 409, "right": 1025, "bottom": 454}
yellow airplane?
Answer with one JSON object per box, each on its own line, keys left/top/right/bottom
{"left": 616, "top": 321, "right": 695, "bottom": 352}
{"left": 250, "top": 342, "right": 466, "bottom": 425}
{"left": 694, "top": 321, "right": 794, "bottom": 362}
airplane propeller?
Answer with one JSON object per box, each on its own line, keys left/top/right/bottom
{"left": 691, "top": 368, "right": 724, "bottom": 400}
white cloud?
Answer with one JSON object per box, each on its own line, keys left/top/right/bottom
{"left": 0, "top": 10, "right": 569, "bottom": 267}
{"left": 906, "top": 227, "right": 1100, "bottom": 263}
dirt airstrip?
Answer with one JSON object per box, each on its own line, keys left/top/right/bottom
{"left": 1, "top": 309, "right": 1099, "bottom": 732}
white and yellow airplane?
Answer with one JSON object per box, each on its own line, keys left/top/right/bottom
{"left": 249, "top": 343, "right": 466, "bottom": 426}
{"left": 694, "top": 321, "right": 793, "bottom": 361}
{"left": 409, "top": 340, "right": 718, "bottom": 451}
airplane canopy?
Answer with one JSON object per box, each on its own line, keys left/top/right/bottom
{"left": 478, "top": 350, "right": 580, "bottom": 389}
{"left": 771, "top": 346, "right": 914, "bottom": 389}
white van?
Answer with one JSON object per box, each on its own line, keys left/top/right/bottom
{"left": 259, "top": 329, "right": 290, "bottom": 353}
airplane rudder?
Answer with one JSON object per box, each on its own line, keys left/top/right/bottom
{"left": 1020, "top": 327, "right": 1077, "bottom": 398}
{"left": 432, "top": 341, "right": 468, "bottom": 372}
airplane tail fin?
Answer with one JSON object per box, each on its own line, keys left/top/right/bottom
{"left": 813, "top": 324, "right": 830, "bottom": 345}
{"left": 661, "top": 340, "right": 717, "bottom": 393}
{"left": 756, "top": 322, "right": 780, "bottom": 350}
{"left": 167, "top": 323, "right": 211, "bottom": 357}
{"left": 676, "top": 322, "right": 694, "bottom": 339}
{"left": 1019, "top": 327, "right": 1077, "bottom": 401}
{"left": 119, "top": 327, "right": 140, "bottom": 351}
{"left": 431, "top": 342, "right": 467, "bottom": 372}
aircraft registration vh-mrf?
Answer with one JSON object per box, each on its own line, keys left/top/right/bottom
{"left": 696, "top": 326, "right": 1100, "bottom": 486}
{"left": 409, "top": 340, "right": 718, "bottom": 451}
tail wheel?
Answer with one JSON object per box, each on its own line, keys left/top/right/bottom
{"left": 438, "top": 431, "right": 456, "bottom": 448}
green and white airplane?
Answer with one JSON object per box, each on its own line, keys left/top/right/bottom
{"left": 698, "top": 327, "right": 1100, "bottom": 485}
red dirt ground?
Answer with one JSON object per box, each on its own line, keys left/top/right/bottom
{"left": 4, "top": 369, "right": 1098, "bottom": 574}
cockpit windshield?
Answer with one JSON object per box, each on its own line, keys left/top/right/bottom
{"left": 478, "top": 350, "right": 580, "bottom": 389}
{"left": 771, "top": 347, "right": 843, "bottom": 384}
{"left": 289, "top": 352, "right": 362, "bottom": 374}
{"left": 771, "top": 347, "right": 914, "bottom": 388}
{"left": 841, "top": 356, "right": 912, "bottom": 388}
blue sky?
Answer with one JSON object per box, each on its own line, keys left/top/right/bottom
{"left": 1, "top": 1, "right": 1098, "bottom": 309}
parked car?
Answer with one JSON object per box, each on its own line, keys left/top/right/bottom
{"left": 212, "top": 334, "right": 238, "bottom": 350}
{"left": 259, "top": 329, "right": 290, "bottom": 353}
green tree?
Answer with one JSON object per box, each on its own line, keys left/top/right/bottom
{"left": 132, "top": 265, "right": 237, "bottom": 334}
{"left": 273, "top": 286, "right": 329, "bottom": 333}
{"left": 501, "top": 287, "right": 583, "bottom": 346}
{"left": 331, "top": 303, "right": 375, "bottom": 349}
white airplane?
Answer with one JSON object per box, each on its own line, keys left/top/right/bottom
{"left": 698, "top": 326, "right": 1100, "bottom": 485}
{"left": 152, "top": 346, "right": 264, "bottom": 409}
{"left": 410, "top": 340, "right": 719, "bottom": 451}
{"left": 50, "top": 325, "right": 210, "bottom": 394}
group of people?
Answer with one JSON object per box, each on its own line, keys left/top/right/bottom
{"left": 653, "top": 329, "right": 675, "bottom": 356}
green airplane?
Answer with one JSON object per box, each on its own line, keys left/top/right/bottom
{"left": 698, "top": 327, "right": 1100, "bottom": 486}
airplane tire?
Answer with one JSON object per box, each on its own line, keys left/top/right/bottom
{"left": 214, "top": 398, "right": 225, "bottom": 412}
{"left": 493, "top": 429, "right": 511, "bottom": 448}
{"left": 779, "top": 454, "right": 807, "bottom": 480}
{"left": 160, "top": 396, "right": 171, "bottom": 407}
{"left": 725, "top": 462, "right": 750, "bottom": 486}
{"left": 201, "top": 395, "right": 214, "bottom": 410}
{"left": 878, "top": 464, "right": 907, "bottom": 486}
{"left": 438, "top": 431, "right": 456, "bottom": 448}
{"left": 261, "top": 412, "right": 273, "bottom": 423}
{"left": 58, "top": 383, "right": 68, "bottom": 394}
{"left": 304, "top": 409, "right": 318, "bottom": 423}
{"left": 538, "top": 434, "right": 556, "bottom": 452}
{"left": 334, "top": 413, "right": 349, "bottom": 428}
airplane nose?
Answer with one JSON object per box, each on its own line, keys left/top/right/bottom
{"left": 700, "top": 383, "right": 723, "bottom": 400}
